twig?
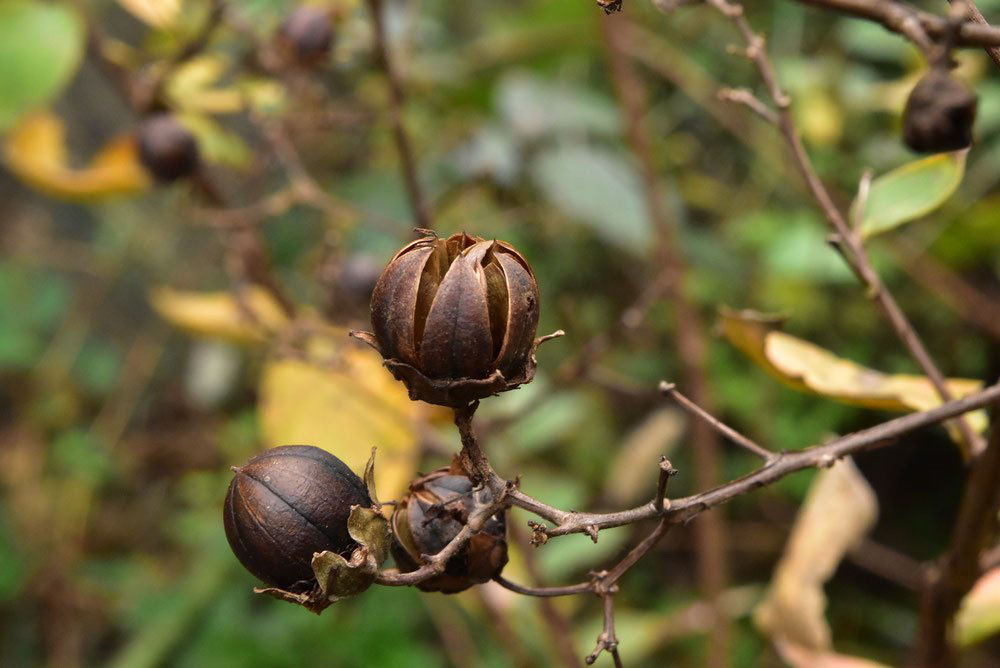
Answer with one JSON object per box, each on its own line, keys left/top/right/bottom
{"left": 948, "top": 0, "right": 1000, "bottom": 69}
{"left": 707, "top": 0, "right": 986, "bottom": 458}
{"left": 659, "top": 382, "right": 774, "bottom": 461}
{"left": 600, "top": 14, "right": 730, "bottom": 664}
{"left": 586, "top": 592, "right": 623, "bottom": 667}
{"left": 916, "top": 408, "right": 1000, "bottom": 666}
{"left": 366, "top": 0, "right": 433, "bottom": 230}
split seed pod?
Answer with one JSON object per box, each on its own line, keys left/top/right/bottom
{"left": 224, "top": 445, "right": 389, "bottom": 613}
{"left": 137, "top": 114, "right": 199, "bottom": 182}
{"left": 391, "top": 465, "right": 508, "bottom": 593}
{"left": 903, "top": 66, "right": 977, "bottom": 153}
{"left": 276, "top": 5, "right": 333, "bottom": 68}
{"left": 353, "top": 232, "right": 552, "bottom": 407}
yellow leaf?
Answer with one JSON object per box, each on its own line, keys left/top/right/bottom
{"left": 3, "top": 112, "right": 150, "bottom": 201}
{"left": 604, "top": 408, "right": 683, "bottom": 506}
{"left": 116, "top": 0, "right": 180, "bottom": 29}
{"left": 956, "top": 568, "right": 1000, "bottom": 647}
{"left": 718, "top": 307, "right": 987, "bottom": 433}
{"left": 150, "top": 286, "right": 289, "bottom": 344}
{"left": 165, "top": 55, "right": 243, "bottom": 115}
{"left": 775, "top": 639, "right": 892, "bottom": 668}
{"left": 755, "top": 459, "right": 878, "bottom": 650}
{"left": 258, "top": 333, "right": 422, "bottom": 501}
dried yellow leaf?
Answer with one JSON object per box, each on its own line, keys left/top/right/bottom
{"left": 3, "top": 112, "right": 150, "bottom": 201}
{"left": 150, "top": 286, "right": 289, "bottom": 344}
{"left": 258, "top": 333, "right": 422, "bottom": 501}
{"left": 116, "top": 0, "right": 180, "bottom": 29}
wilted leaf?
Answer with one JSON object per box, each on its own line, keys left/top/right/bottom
{"left": 852, "top": 151, "right": 966, "bottom": 240}
{"left": 151, "top": 287, "right": 290, "bottom": 344}
{"left": 165, "top": 55, "right": 243, "bottom": 115}
{"left": 755, "top": 458, "right": 878, "bottom": 649}
{"left": 258, "top": 334, "right": 422, "bottom": 501}
{"left": 604, "top": 408, "right": 683, "bottom": 505}
{"left": 0, "top": 2, "right": 84, "bottom": 130}
{"left": 531, "top": 143, "right": 652, "bottom": 255}
{"left": 718, "top": 308, "right": 987, "bottom": 434}
{"left": 3, "top": 113, "right": 150, "bottom": 201}
{"left": 117, "top": 0, "right": 181, "bottom": 29}
{"left": 775, "top": 639, "right": 892, "bottom": 668}
{"left": 956, "top": 567, "right": 1000, "bottom": 647}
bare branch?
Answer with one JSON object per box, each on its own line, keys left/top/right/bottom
{"left": 659, "top": 382, "right": 774, "bottom": 461}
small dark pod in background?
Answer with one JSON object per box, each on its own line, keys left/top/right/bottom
{"left": 277, "top": 5, "right": 334, "bottom": 68}
{"left": 137, "top": 113, "right": 199, "bottom": 182}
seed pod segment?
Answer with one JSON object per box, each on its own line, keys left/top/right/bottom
{"left": 390, "top": 464, "right": 508, "bottom": 593}
{"left": 223, "top": 445, "right": 389, "bottom": 613}
{"left": 353, "top": 231, "right": 558, "bottom": 407}
{"left": 903, "top": 67, "right": 977, "bottom": 154}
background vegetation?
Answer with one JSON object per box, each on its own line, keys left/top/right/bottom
{"left": 1, "top": 0, "right": 999, "bottom": 666}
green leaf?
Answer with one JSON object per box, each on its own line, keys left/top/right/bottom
{"left": 0, "top": 2, "right": 84, "bottom": 130}
{"left": 853, "top": 151, "right": 966, "bottom": 240}
{"left": 531, "top": 143, "right": 652, "bottom": 255}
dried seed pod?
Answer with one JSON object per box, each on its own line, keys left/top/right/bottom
{"left": 137, "top": 114, "right": 199, "bottom": 182}
{"left": 903, "top": 67, "right": 977, "bottom": 153}
{"left": 353, "top": 232, "right": 554, "bottom": 407}
{"left": 276, "top": 5, "right": 333, "bottom": 68}
{"left": 391, "top": 466, "right": 508, "bottom": 593}
{"left": 224, "top": 445, "right": 373, "bottom": 592}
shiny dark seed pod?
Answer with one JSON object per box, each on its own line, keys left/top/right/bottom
{"left": 353, "top": 232, "right": 545, "bottom": 407}
{"left": 277, "top": 5, "right": 333, "bottom": 68}
{"left": 903, "top": 67, "right": 977, "bottom": 154}
{"left": 391, "top": 467, "right": 508, "bottom": 593}
{"left": 137, "top": 113, "right": 199, "bottom": 182}
{"left": 224, "top": 445, "right": 372, "bottom": 592}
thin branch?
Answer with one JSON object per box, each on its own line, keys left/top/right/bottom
{"left": 586, "top": 593, "right": 624, "bottom": 667}
{"left": 707, "top": 0, "right": 985, "bottom": 458}
{"left": 366, "top": 0, "right": 433, "bottom": 230}
{"left": 948, "top": 0, "right": 1000, "bottom": 69}
{"left": 659, "top": 382, "right": 774, "bottom": 461}
{"left": 493, "top": 576, "right": 593, "bottom": 598}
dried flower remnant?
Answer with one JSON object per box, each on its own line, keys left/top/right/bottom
{"left": 353, "top": 232, "right": 559, "bottom": 407}
{"left": 903, "top": 67, "right": 977, "bottom": 154}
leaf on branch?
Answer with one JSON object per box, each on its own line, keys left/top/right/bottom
{"left": 754, "top": 458, "right": 878, "bottom": 652}
{"left": 956, "top": 567, "right": 1000, "bottom": 648}
{"left": 851, "top": 151, "right": 966, "bottom": 240}
{"left": 718, "top": 308, "right": 988, "bottom": 438}
{"left": 258, "top": 332, "right": 422, "bottom": 501}
{"left": 117, "top": 0, "right": 181, "bottom": 29}
{"left": 150, "top": 287, "right": 290, "bottom": 345}
{"left": 165, "top": 55, "right": 244, "bottom": 115}
{"left": 3, "top": 112, "right": 151, "bottom": 201}
{"left": 0, "top": 2, "right": 84, "bottom": 131}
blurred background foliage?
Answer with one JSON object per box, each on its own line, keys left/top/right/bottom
{"left": 1, "top": 0, "right": 1000, "bottom": 666}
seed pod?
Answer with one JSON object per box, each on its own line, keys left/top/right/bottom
{"left": 137, "top": 114, "right": 199, "bottom": 182}
{"left": 224, "top": 445, "right": 372, "bottom": 592}
{"left": 391, "top": 467, "right": 508, "bottom": 593}
{"left": 903, "top": 67, "right": 977, "bottom": 153}
{"left": 353, "top": 232, "right": 553, "bottom": 407}
{"left": 277, "top": 5, "right": 333, "bottom": 68}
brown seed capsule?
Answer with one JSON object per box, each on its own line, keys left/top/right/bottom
{"left": 277, "top": 5, "right": 333, "bottom": 68}
{"left": 903, "top": 67, "right": 977, "bottom": 154}
{"left": 137, "top": 113, "right": 199, "bottom": 182}
{"left": 391, "top": 466, "right": 508, "bottom": 593}
{"left": 353, "top": 232, "right": 542, "bottom": 407}
{"left": 224, "top": 445, "right": 372, "bottom": 592}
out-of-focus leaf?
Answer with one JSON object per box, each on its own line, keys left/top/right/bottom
{"left": 177, "top": 113, "right": 253, "bottom": 169}
{"left": 604, "top": 408, "right": 683, "bottom": 505}
{"left": 775, "top": 639, "right": 892, "bottom": 668}
{"left": 258, "top": 333, "right": 422, "bottom": 501}
{"left": 165, "top": 55, "right": 243, "bottom": 115}
{"left": 0, "top": 2, "right": 84, "bottom": 130}
{"left": 3, "top": 113, "right": 150, "bottom": 201}
{"left": 117, "top": 0, "right": 181, "bottom": 29}
{"left": 497, "top": 72, "right": 620, "bottom": 140}
{"left": 852, "top": 151, "right": 966, "bottom": 240}
{"left": 151, "top": 287, "right": 290, "bottom": 345}
{"left": 531, "top": 143, "right": 652, "bottom": 256}
{"left": 956, "top": 567, "right": 1000, "bottom": 647}
{"left": 718, "top": 308, "right": 987, "bottom": 433}
{"left": 755, "top": 458, "right": 878, "bottom": 650}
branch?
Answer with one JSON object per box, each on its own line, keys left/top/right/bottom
{"left": 659, "top": 382, "right": 774, "bottom": 461}
{"left": 365, "top": 0, "right": 433, "bottom": 230}
{"left": 706, "top": 0, "right": 985, "bottom": 458}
